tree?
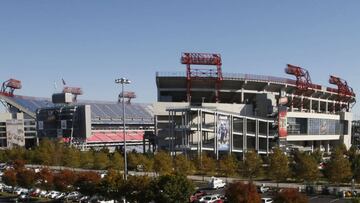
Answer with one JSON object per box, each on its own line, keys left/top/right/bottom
{"left": 219, "top": 154, "right": 238, "bottom": 177}
{"left": 80, "top": 151, "right": 94, "bottom": 169}
{"left": 36, "top": 167, "right": 54, "bottom": 190}
{"left": 109, "top": 151, "right": 124, "bottom": 171}
{"left": 325, "top": 148, "right": 352, "bottom": 184}
{"left": 99, "top": 169, "right": 124, "bottom": 200}
{"left": 3, "top": 169, "right": 17, "bottom": 187}
{"left": 274, "top": 188, "right": 308, "bottom": 203}
{"left": 54, "top": 169, "right": 77, "bottom": 192}
{"left": 352, "top": 155, "right": 360, "bottom": 182}
{"left": 196, "top": 154, "right": 217, "bottom": 176}
{"left": 293, "top": 152, "right": 320, "bottom": 183}
{"left": 152, "top": 174, "right": 195, "bottom": 203}
{"left": 154, "top": 151, "right": 173, "bottom": 175}
{"left": 75, "top": 171, "right": 101, "bottom": 196}
{"left": 93, "top": 151, "right": 110, "bottom": 170}
{"left": 174, "top": 154, "right": 195, "bottom": 175}
{"left": 241, "top": 150, "right": 263, "bottom": 180}
{"left": 128, "top": 152, "right": 154, "bottom": 172}
{"left": 122, "top": 175, "right": 153, "bottom": 202}
{"left": 311, "top": 149, "right": 323, "bottom": 164}
{"left": 225, "top": 181, "right": 261, "bottom": 203}
{"left": 33, "top": 139, "right": 56, "bottom": 165}
{"left": 17, "top": 168, "right": 36, "bottom": 188}
{"left": 62, "top": 146, "right": 81, "bottom": 168}
{"left": 269, "top": 148, "right": 290, "bottom": 187}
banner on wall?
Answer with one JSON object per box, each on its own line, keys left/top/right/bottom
{"left": 6, "top": 119, "right": 25, "bottom": 148}
{"left": 217, "top": 115, "right": 230, "bottom": 151}
{"left": 278, "top": 106, "right": 288, "bottom": 138}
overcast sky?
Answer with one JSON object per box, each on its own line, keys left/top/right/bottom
{"left": 1, "top": 1, "right": 360, "bottom": 117}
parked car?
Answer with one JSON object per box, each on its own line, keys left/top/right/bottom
{"left": 190, "top": 190, "right": 207, "bottom": 202}
{"left": 262, "top": 197, "right": 273, "bottom": 203}
{"left": 66, "top": 191, "right": 82, "bottom": 200}
{"left": 199, "top": 194, "right": 222, "bottom": 203}
{"left": 208, "top": 177, "right": 226, "bottom": 189}
{"left": 39, "top": 190, "right": 48, "bottom": 197}
{"left": 45, "top": 190, "right": 60, "bottom": 199}
{"left": 55, "top": 192, "right": 66, "bottom": 199}
{"left": 14, "top": 187, "right": 28, "bottom": 195}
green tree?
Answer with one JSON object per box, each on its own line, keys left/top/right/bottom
{"left": 242, "top": 150, "right": 263, "bottom": 180}
{"left": 62, "top": 146, "right": 81, "bottom": 168}
{"left": 225, "top": 181, "right": 261, "bottom": 203}
{"left": 152, "top": 174, "right": 195, "bottom": 203}
{"left": 325, "top": 148, "right": 352, "bottom": 184}
{"left": 80, "top": 151, "right": 94, "bottom": 169}
{"left": 109, "top": 151, "right": 124, "bottom": 170}
{"left": 269, "top": 148, "right": 290, "bottom": 187}
{"left": 293, "top": 152, "right": 320, "bottom": 183}
{"left": 311, "top": 149, "right": 323, "bottom": 164}
{"left": 93, "top": 151, "right": 110, "bottom": 170}
{"left": 33, "top": 139, "right": 56, "bottom": 165}
{"left": 197, "top": 154, "right": 217, "bottom": 176}
{"left": 274, "top": 188, "right": 308, "bottom": 203}
{"left": 99, "top": 169, "right": 124, "bottom": 200}
{"left": 219, "top": 154, "right": 238, "bottom": 177}
{"left": 122, "top": 176, "right": 153, "bottom": 202}
{"left": 352, "top": 155, "right": 360, "bottom": 182}
{"left": 154, "top": 151, "right": 173, "bottom": 175}
{"left": 174, "top": 154, "right": 195, "bottom": 175}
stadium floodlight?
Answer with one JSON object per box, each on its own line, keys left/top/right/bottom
{"left": 115, "top": 77, "right": 131, "bottom": 181}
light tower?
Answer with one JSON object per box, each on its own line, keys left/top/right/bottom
{"left": 115, "top": 77, "right": 131, "bottom": 180}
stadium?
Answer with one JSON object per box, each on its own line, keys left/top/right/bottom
{"left": 0, "top": 52, "right": 357, "bottom": 157}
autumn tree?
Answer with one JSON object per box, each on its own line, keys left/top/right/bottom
{"left": 293, "top": 152, "right": 320, "bottom": 183}
{"left": 98, "top": 169, "right": 124, "bottom": 200}
{"left": 154, "top": 151, "right": 173, "bottom": 175}
{"left": 36, "top": 167, "right": 54, "bottom": 190}
{"left": 75, "top": 171, "right": 101, "bottom": 196}
{"left": 53, "top": 169, "right": 77, "bottom": 192}
{"left": 33, "top": 139, "right": 56, "bottom": 165}
{"left": 225, "top": 181, "right": 261, "bottom": 203}
{"left": 80, "top": 150, "right": 94, "bottom": 169}
{"left": 174, "top": 154, "right": 195, "bottom": 175}
{"left": 325, "top": 148, "right": 352, "bottom": 184}
{"left": 241, "top": 150, "right": 263, "bottom": 180}
{"left": 93, "top": 151, "right": 110, "bottom": 170}
{"left": 17, "top": 168, "right": 36, "bottom": 188}
{"left": 196, "top": 154, "right": 217, "bottom": 176}
{"left": 152, "top": 174, "right": 195, "bottom": 203}
{"left": 2, "top": 169, "right": 17, "bottom": 187}
{"left": 62, "top": 146, "right": 81, "bottom": 168}
{"left": 218, "top": 154, "right": 238, "bottom": 177}
{"left": 109, "top": 151, "right": 124, "bottom": 171}
{"left": 274, "top": 188, "right": 308, "bottom": 203}
{"left": 269, "top": 148, "right": 290, "bottom": 187}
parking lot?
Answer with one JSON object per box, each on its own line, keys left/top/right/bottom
{"left": 194, "top": 181, "right": 352, "bottom": 203}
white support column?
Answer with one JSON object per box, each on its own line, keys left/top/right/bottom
{"left": 309, "top": 99, "right": 313, "bottom": 113}
{"left": 318, "top": 100, "right": 321, "bottom": 113}
{"left": 300, "top": 96, "right": 304, "bottom": 112}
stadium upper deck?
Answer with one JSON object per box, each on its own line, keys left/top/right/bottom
{"left": 156, "top": 71, "right": 356, "bottom": 112}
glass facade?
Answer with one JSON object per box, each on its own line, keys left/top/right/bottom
{"left": 288, "top": 117, "right": 340, "bottom": 135}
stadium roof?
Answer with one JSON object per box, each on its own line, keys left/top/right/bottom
{"left": 0, "top": 94, "right": 154, "bottom": 124}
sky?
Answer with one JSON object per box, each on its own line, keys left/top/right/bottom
{"left": 1, "top": 1, "right": 360, "bottom": 116}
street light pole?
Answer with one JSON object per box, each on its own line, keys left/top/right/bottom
{"left": 115, "top": 78, "right": 131, "bottom": 181}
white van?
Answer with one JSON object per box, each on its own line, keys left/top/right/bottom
{"left": 208, "top": 177, "right": 226, "bottom": 189}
